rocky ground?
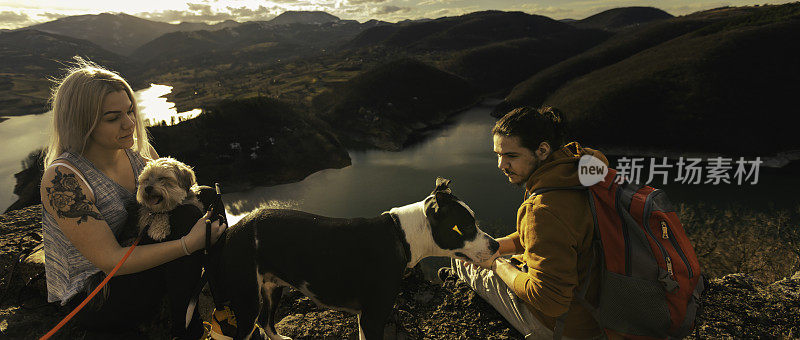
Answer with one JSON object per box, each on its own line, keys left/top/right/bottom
{"left": 1, "top": 205, "right": 799, "bottom": 339}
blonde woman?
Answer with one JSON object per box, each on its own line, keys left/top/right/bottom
{"left": 39, "top": 58, "right": 226, "bottom": 338}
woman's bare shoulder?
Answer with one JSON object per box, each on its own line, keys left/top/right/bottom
{"left": 40, "top": 160, "right": 95, "bottom": 203}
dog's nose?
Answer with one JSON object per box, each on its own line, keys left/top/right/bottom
{"left": 145, "top": 186, "right": 153, "bottom": 195}
{"left": 487, "top": 236, "right": 500, "bottom": 254}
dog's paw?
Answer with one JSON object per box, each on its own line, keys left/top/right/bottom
{"left": 147, "top": 222, "right": 171, "bottom": 241}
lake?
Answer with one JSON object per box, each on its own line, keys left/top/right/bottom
{"left": 0, "top": 84, "right": 201, "bottom": 211}
{"left": 221, "top": 102, "right": 800, "bottom": 229}
{"left": 223, "top": 100, "right": 524, "bottom": 230}
{"left": 2, "top": 92, "right": 798, "bottom": 224}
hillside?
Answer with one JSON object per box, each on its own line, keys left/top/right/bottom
{"left": 314, "top": 58, "right": 480, "bottom": 150}
{"left": 573, "top": 7, "right": 673, "bottom": 30}
{"left": 348, "top": 11, "right": 573, "bottom": 51}
{"left": 148, "top": 97, "right": 350, "bottom": 190}
{"left": 442, "top": 29, "right": 611, "bottom": 94}
{"left": 22, "top": 13, "right": 238, "bottom": 56}
{"left": 130, "top": 20, "right": 365, "bottom": 64}
{"left": 496, "top": 15, "right": 717, "bottom": 115}
{"left": 540, "top": 3, "right": 800, "bottom": 154}
{"left": 0, "top": 30, "right": 131, "bottom": 115}
{"left": 1, "top": 202, "right": 798, "bottom": 338}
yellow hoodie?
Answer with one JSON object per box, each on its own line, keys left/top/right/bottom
{"left": 507, "top": 142, "right": 607, "bottom": 338}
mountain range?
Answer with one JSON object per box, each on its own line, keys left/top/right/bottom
{"left": 22, "top": 13, "right": 238, "bottom": 56}
{"left": 500, "top": 3, "right": 800, "bottom": 154}
{"left": 16, "top": 11, "right": 351, "bottom": 57}
{"left": 2, "top": 4, "right": 798, "bottom": 155}
{"left": 0, "top": 29, "right": 131, "bottom": 115}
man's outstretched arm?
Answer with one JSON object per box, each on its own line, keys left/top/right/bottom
{"left": 497, "top": 233, "right": 523, "bottom": 255}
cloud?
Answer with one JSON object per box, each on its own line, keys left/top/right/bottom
{"left": 135, "top": 2, "right": 282, "bottom": 23}
{"left": 664, "top": 2, "right": 729, "bottom": 15}
{"left": 0, "top": 10, "right": 31, "bottom": 24}
{"left": 39, "top": 12, "right": 69, "bottom": 20}
{"left": 137, "top": 9, "right": 234, "bottom": 23}
{"left": 186, "top": 3, "right": 213, "bottom": 12}
{"left": 426, "top": 8, "right": 453, "bottom": 17}
{"left": 348, "top": 0, "right": 387, "bottom": 4}
{"left": 136, "top": 2, "right": 273, "bottom": 23}
{"left": 225, "top": 5, "right": 281, "bottom": 21}
{"left": 515, "top": 3, "right": 575, "bottom": 17}
{"left": 418, "top": 0, "right": 464, "bottom": 6}
{"left": 372, "top": 5, "right": 412, "bottom": 15}
{"left": 0, "top": 10, "right": 37, "bottom": 28}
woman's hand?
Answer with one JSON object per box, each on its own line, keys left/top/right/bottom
{"left": 183, "top": 211, "right": 227, "bottom": 253}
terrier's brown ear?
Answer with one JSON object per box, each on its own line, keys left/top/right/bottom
{"left": 175, "top": 162, "right": 197, "bottom": 192}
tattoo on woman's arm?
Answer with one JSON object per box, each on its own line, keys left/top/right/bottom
{"left": 46, "top": 168, "right": 103, "bottom": 224}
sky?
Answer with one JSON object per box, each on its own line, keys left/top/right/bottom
{"left": 0, "top": 0, "right": 796, "bottom": 29}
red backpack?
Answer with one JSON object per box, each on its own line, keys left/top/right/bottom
{"left": 532, "top": 168, "right": 705, "bottom": 339}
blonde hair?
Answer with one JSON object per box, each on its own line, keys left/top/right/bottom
{"left": 44, "top": 57, "right": 155, "bottom": 166}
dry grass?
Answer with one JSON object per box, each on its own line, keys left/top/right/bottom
{"left": 480, "top": 201, "right": 800, "bottom": 284}
{"left": 682, "top": 203, "right": 800, "bottom": 283}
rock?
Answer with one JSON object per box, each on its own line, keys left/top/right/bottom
{"left": 692, "top": 272, "right": 800, "bottom": 339}
{"left": 770, "top": 273, "right": 800, "bottom": 299}
{"left": 413, "top": 290, "right": 434, "bottom": 304}
{"left": 2, "top": 206, "right": 799, "bottom": 338}
{"left": 717, "top": 273, "right": 759, "bottom": 291}
{"left": 19, "top": 244, "right": 46, "bottom": 296}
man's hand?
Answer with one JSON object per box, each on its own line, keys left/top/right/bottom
{"left": 474, "top": 254, "right": 500, "bottom": 270}
{"left": 496, "top": 236, "right": 523, "bottom": 256}
{"left": 468, "top": 247, "right": 501, "bottom": 270}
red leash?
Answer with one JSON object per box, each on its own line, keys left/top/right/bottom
{"left": 40, "top": 236, "right": 143, "bottom": 340}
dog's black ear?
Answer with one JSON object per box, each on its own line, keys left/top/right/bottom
{"left": 195, "top": 185, "right": 215, "bottom": 210}
{"left": 434, "top": 177, "right": 452, "bottom": 194}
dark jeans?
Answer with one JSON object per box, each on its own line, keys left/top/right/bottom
{"left": 68, "top": 251, "right": 205, "bottom": 338}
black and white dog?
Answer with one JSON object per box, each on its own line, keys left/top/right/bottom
{"left": 206, "top": 177, "right": 500, "bottom": 340}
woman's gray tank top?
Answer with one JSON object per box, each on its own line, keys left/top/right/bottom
{"left": 42, "top": 149, "right": 147, "bottom": 304}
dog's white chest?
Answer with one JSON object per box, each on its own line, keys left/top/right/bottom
{"left": 138, "top": 210, "right": 171, "bottom": 241}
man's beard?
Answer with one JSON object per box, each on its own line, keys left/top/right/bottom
{"left": 510, "top": 157, "right": 541, "bottom": 187}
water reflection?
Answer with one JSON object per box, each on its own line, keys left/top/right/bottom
{"left": 134, "top": 84, "right": 202, "bottom": 127}
{"left": 0, "top": 84, "right": 201, "bottom": 211}
{"left": 0, "top": 112, "right": 52, "bottom": 211}
{"left": 223, "top": 103, "right": 523, "bottom": 229}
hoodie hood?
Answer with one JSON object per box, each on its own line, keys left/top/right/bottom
{"left": 524, "top": 142, "right": 609, "bottom": 196}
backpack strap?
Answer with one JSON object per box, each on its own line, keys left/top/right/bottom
{"left": 676, "top": 274, "right": 706, "bottom": 337}
{"left": 529, "top": 186, "right": 604, "bottom": 340}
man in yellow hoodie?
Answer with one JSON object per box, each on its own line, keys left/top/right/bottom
{"left": 444, "top": 106, "right": 608, "bottom": 339}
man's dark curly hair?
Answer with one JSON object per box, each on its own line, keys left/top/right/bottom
{"left": 491, "top": 106, "right": 567, "bottom": 152}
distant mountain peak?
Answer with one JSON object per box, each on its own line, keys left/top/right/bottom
{"left": 20, "top": 12, "right": 240, "bottom": 56}
{"left": 575, "top": 6, "right": 673, "bottom": 30}
{"left": 268, "top": 11, "right": 340, "bottom": 25}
